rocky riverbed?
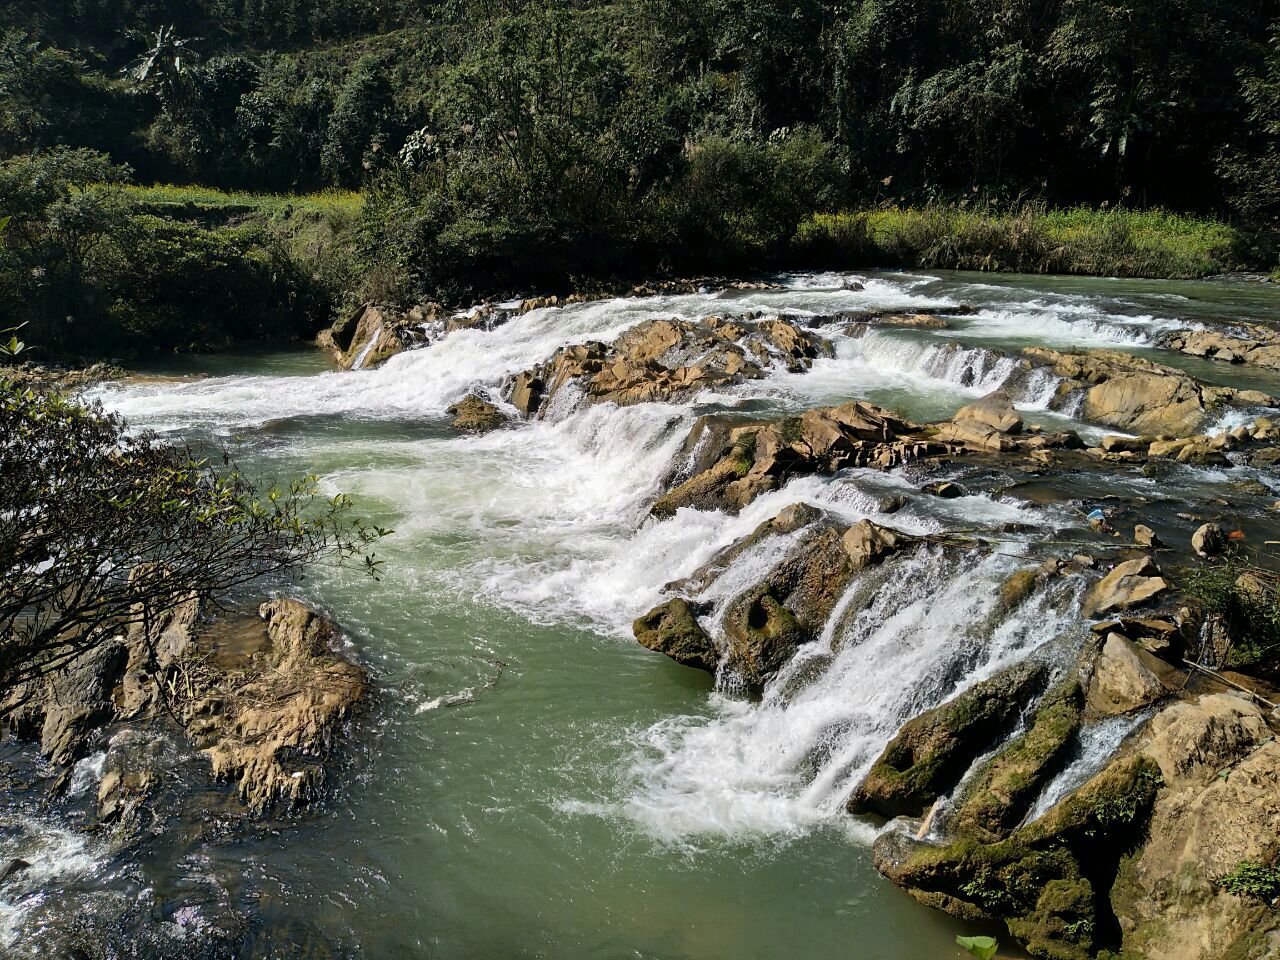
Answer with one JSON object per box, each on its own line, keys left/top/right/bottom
{"left": 9, "top": 269, "right": 1280, "bottom": 960}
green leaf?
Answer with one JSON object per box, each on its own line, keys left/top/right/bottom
{"left": 956, "top": 935, "right": 999, "bottom": 960}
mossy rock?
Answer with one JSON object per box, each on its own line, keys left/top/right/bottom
{"left": 633, "top": 598, "right": 719, "bottom": 673}
{"left": 849, "top": 660, "right": 1050, "bottom": 819}
{"left": 952, "top": 679, "right": 1084, "bottom": 842}
{"left": 721, "top": 585, "right": 809, "bottom": 689}
{"left": 997, "top": 568, "right": 1041, "bottom": 616}
{"left": 874, "top": 753, "right": 1163, "bottom": 960}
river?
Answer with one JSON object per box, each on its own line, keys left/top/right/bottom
{"left": 4, "top": 269, "right": 1280, "bottom": 959}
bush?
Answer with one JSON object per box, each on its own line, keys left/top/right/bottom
{"left": 1182, "top": 552, "right": 1280, "bottom": 678}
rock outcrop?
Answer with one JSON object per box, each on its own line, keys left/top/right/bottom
{"left": 1022, "top": 346, "right": 1273, "bottom": 437}
{"left": 446, "top": 393, "right": 509, "bottom": 433}
{"left": 848, "top": 660, "right": 1050, "bottom": 819}
{"left": 873, "top": 752, "right": 1164, "bottom": 960}
{"left": 181, "top": 599, "right": 369, "bottom": 812}
{"left": 505, "top": 315, "right": 831, "bottom": 417}
{"left": 1111, "top": 693, "right": 1280, "bottom": 960}
{"left": 632, "top": 598, "right": 718, "bottom": 674}
{"left": 1166, "top": 323, "right": 1280, "bottom": 372}
{"left": 634, "top": 511, "right": 919, "bottom": 688}
{"left": 318, "top": 302, "right": 438, "bottom": 369}
{"left": 950, "top": 678, "right": 1084, "bottom": 842}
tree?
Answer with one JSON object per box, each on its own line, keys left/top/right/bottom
{"left": 124, "top": 25, "right": 202, "bottom": 111}
{"left": 0, "top": 384, "right": 388, "bottom": 688}
{"left": 0, "top": 147, "right": 133, "bottom": 351}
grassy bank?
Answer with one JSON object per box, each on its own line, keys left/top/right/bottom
{"left": 793, "top": 205, "right": 1271, "bottom": 280}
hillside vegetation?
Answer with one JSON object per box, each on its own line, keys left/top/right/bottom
{"left": 0, "top": 0, "right": 1278, "bottom": 354}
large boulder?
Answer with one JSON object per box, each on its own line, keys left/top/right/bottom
{"left": 1112, "top": 694, "right": 1280, "bottom": 960}
{"left": 1022, "top": 347, "right": 1272, "bottom": 437}
{"left": 848, "top": 660, "right": 1050, "bottom": 819}
{"left": 632, "top": 598, "right": 719, "bottom": 673}
{"left": 1086, "top": 633, "right": 1179, "bottom": 715}
{"left": 934, "top": 390, "right": 1024, "bottom": 452}
{"left": 446, "top": 394, "right": 508, "bottom": 433}
{"left": 1081, "top": 556, "right": 1169, "bottom": 618}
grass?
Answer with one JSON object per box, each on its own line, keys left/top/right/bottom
{"left": 793, "top": 204, "right": 1259, "bottom": 279}
{"left": 121, "top": 184, "right": 364, "bottom": 224}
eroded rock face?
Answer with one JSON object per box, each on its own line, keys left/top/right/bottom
{"left": 848, "top": 660, "right": 1050, "bottom": 819}
{"left": 182, "top": 599, "right": 370, "bottom": 812}
{"left": 1112, "top": 694, "right": 1280, "bottom": 960}
{"left": 633, "top": 512, "right": 917, "bottom": 689}
{"left": 1022, "top": 346, "right": 1273, "bottom": 437}
{"left": 950, "top": 678, "right": 1084, "bottom": 843}
{"left": 505, "top": 315, "right": 831, "bottom": 416}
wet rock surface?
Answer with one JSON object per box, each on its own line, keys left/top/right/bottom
{"left": 848, "top": 660, "right": 1050, "bottom": 819}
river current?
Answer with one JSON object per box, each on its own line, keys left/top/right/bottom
{"left": 5, "top": 270, "right": 1280, "bottom": 959}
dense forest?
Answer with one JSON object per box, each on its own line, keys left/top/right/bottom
{"left": 1, "top": 0, "right": 1278, "bottom": 354}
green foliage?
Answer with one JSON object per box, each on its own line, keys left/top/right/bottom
{"left": 0, "top": 153, "right": 356, "bottom": 355}
{"left": 795, "top": 205, "right": 1247, "bottom": 279}
{"left": 1217, "top": 861, "right": 1280, "bottom": 903}
{"left": 0, "top": 382, "right": 388, "bottom": 686}
{"left": 955, "top": 935, "right": 999, "bottom": 960}
{"left": 1183, "top": 552, "right": 1280, "bottom": 677}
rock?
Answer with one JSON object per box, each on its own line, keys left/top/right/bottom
{"left": 182, "top": 599, "right": 370, "bottom": 812}
{"left": 632, "top": 599, "right": 718, "bottom": 674}
{"left": 951, "top": 679, "right": 1084, "bottom": 842}
{"left": 1086, "top": 633, "right": 1178, "bottom": 715}
{"left": 319, "top": 303, "right": 436, "bottom": 370}
{"left": 0, "top": 858, "right": 30, "bottom": 884}
{"left": 873, "top": 752, "right": 1163, "bottom": 960}
{"left": 505, "top": 314, "right": 831, "bottom": 414}
{"left": 1102, "top": 435, "right": 1148, "bottom": 453}
{"left": 1081, "top": 557, "right": 1169, "bottom": 618}
{"left": 1191, "top": 522, "right": 1224, "bottom": 558}
{"left": 924, "top": 481, "right": 965, "bottom": 499}
{"left": 953, "top": 390, "right": 1023, "bottom": 434}
{"left": 1111, "top": 694, "right": 1280, "bottom": 960}
{"left": 1022, "top": 347, "right": 1271, "bottom": 437}
{"left": 848, "top": 660, "right": 1050, "bottom": 819}
{"left": 996, "top": 568, "right": 1040, "bottom": 615}
{"left": 446, "top": 394, "right": 508, "bottom": 433}
{"left": 1134, "top": 524, "right": 1163, "bottom": 548}
{"left": 38, "top": 640, "right": 129, "bottom": 766}
{"left": 841, "top": 519, "right": 912, "bottom": 569}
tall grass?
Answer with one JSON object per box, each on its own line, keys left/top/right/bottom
{"left": 121, "top": 184, "right": 364, "bottom": 223}
{"left": 793, "top": 204, "right": 1256, "bottom": 279}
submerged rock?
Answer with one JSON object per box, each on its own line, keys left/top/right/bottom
{"left": 848, "top": 660, "right": 1050, "bottom": 819}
